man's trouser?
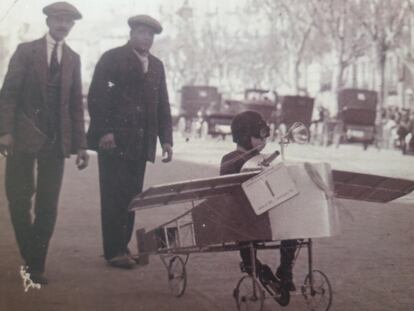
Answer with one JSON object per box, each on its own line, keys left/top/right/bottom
{"left": 98, "top": 153, "right": 146, "bottom": 260}
{"left": 6, "top": 147, "right": 64, "bottom": 273}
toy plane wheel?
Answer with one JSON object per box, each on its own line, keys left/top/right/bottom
{"left": 167, "top": 256, "right": 187, "bottom": 297}
{"left": 233, "top": 275, "right": 264, "bottom": 311}
{"left": 301, "top": 270, "right": 332, "bottom": 311}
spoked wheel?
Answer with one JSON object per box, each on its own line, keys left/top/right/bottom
{"left": 167, "top": 256, "right": 187, "bottom": 297}
{"left": 233, "top": 275, "right": 264, "bottom": 311}
{"left": 301, "top": 270, "right": 332, "bottom": 311}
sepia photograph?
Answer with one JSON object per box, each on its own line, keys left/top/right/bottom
{"left": 0, "top": 0, "right": 413, "bottom": 310}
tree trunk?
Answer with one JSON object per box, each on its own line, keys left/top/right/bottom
{"left": 377, "top": 43, "right": 387, "bottom": 123}
{"left": 330, "top": 49, "right": 346, "bottom": 115}
{"left": 294, "top": 59, "right": 301, "bottom": 94}
{"left": 336, "top": 64, "right": 345, "bottom": 91}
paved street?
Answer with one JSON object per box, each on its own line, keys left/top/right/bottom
{"left": 0, "top": 136, "right": 413, "bottom": 311}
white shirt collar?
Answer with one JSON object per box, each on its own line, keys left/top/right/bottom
{"left": 46, "top": 33, "right": 64, "bottom": 47}
{"left": 46, "top": 33, "right": 64, "bottom": 65}
{"left": 133, "top": 50, "right": 149, "bottom": 73}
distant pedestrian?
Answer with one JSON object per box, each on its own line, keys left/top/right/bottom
{"left": 397, "top": 111, "right": 410, "bottom": 153}
{"left": 406, "top": 111, "right": 414, "bottom": 153}
{"left": 0, "top": 2, "right": 88, "bottom": 285}
{"left": 87, "top": 15, "right": 173, "bottom": 269}
{"left": 383, "top": 115, "right": 397, "bottom": 149}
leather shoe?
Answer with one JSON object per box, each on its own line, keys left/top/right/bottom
{"left": 282, "top": 279, "right": 296, "bottom": 292}
{"left": 108, "top": 254, "right": 135, "bottom": 269}
{"left": 30, "top": 272, "right": 48, "bottom": 285}
{"left": 276, "top": 269, "right": 296, "bottom": 292}
{"left": 129, "top": 253, "right": 141, "bottom": 264}
{"left": 125, "top": 248, "right": 140, "bottom": 264}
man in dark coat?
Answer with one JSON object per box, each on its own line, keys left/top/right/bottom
{"left": 87, "top": 15, "right": 173, "bottom": 269}
{"left": 0, "top": 2, "right": 89, "bottom": 285}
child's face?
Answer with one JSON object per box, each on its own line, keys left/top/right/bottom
{"left": 250, "top": 136, "right": 266, "bottom": 152}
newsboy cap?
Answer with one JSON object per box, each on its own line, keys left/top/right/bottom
{"left": 128, "top": 15, "right": 163, "bottom": 34}
{"left": 43, "top": 1, "right": 82, "bottom": 20}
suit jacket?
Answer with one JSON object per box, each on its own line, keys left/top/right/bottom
{"left": 87, "top": 42, "right": 173, "bottom": 162}
{"left": 0, "top": 37, "right": 87, "bottom": 156}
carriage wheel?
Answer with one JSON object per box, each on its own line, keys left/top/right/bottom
{"left": 233, "top": 275, "right": 264, "bottom": 311}
{"left": 167, "top": 256, "right": 187, "bottom": 297}
{"left": 301, "top": 270, "right": 332, "bottom": 311}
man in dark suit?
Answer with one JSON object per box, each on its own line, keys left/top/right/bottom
{"left": 0, "top": 2, "right": 89, "bottom": 284}
{"left": 87, "top": 15, "right": 173, "bottom": 269}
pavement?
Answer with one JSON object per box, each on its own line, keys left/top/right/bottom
{"left": 0, "top": 136, "right": 413, "bottom": 311}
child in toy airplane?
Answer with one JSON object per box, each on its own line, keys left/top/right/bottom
{"left": 220, "top": 111, "right": 298, "bottom": 292}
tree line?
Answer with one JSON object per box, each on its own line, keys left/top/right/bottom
{"left": 155, "top": 0, "right": 414, "bottom": 110}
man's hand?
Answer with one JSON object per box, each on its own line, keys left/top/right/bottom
{"left": 162, "top": 143, "right": 173, "bottom": 163}
{"left": 0, "top": 134, "right": 14, "bottom": 157}
{"left": 76, "top": 149, "right": 89, "bottom": 170}
{"left": 99, "top": 133, "right": 116, "bottom": 150}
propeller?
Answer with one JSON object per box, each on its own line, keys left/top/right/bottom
{"left": 285, "top": 122, "right": 309, "bottom": 144}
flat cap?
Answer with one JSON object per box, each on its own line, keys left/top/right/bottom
{"left": 128, "top": 15, "right": 162, "bottom": 34}
{"left": 43, "top": 1, "right": 82, "bottom": 20}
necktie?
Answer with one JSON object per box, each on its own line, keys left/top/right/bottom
{"left": 49, "top": 42, "right": 59, "bottom": 77}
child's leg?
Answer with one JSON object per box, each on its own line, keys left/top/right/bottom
{"left": 239, "top": 242, "right": 261, "bottom": 274}
{"left": 276, "top": 239, "right": 298, "bottom": 290}
{"left": 239, "top": 242, "right": 277, "bottom": 284}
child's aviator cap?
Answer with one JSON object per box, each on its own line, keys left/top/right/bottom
{"left": 231, "top": 111, "right": 269, "bottom": 145}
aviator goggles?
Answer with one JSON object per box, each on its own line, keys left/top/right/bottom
{"left": 251, "top": 125, "right": 270, "bottom": 139}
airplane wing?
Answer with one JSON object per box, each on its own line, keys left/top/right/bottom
{"left": 129, "top": 167, "right": 414, "bottom": 212}
{"left": 332, "top": 170, "right": 414, "bottom": 203}
{"left": 129, "top": 171, "right": 258, "bottom": 211}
